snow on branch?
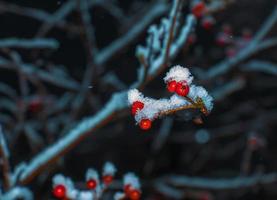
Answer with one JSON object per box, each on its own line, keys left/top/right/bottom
{"left": 0, "top": 187, "right": 33, "bottom": 200}
{"left": 156, "top": 173, "right": 277, "bottom": 190}
{"left": 0, "top": 38, "right": 59, "bottom": 49}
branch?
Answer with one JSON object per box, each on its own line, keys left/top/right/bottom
{"left": 241, "top": 60, "right": 277, "bottom": 75}
{"left": 95, "top": 2, "right": 168, "bottom": 66}
{"left": 0, "top": 38, "right": 59, "bottom": 49}
{"left": 157, "top": 173, "right": 277, "bottom": 190}
{"left": 16, "top": 0, "right": 196, "bottom": 185}
{"left": 0, "top": 125, "right": 11, "bottom": 190}
{"left": 0, "top": 57, "right": 80, "bottom": 91}
{"left": 202, "top": 6, "right": 277, "bottom": 79}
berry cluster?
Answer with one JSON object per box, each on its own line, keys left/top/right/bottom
{"left": 52, "top": 162, "right": 130, "bottom": 200}
{"left": 215, "top": 25, "right": 253, "bottom": 58}
{"left": 128, "top": 65, "right": 213, "bottom": 130}
{"left": 114, "top": 173, "right": 141, "bottom": 200}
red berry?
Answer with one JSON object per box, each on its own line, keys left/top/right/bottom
{"left": 201, "top": 17, "right": 215, "bottom": 30}
{"left": 131, "top": 101, "right": 144, "bottom": 115}
{"left": 28, "top": 98, "right": 43, "bottom": 113}
{"left": 167, "top": 80, "right": 177, "bottom": 92}
{"left": 242, "top": 29, "right": 252, "bottom": 41}
{"left": 102, "top": 175, "right": 113, "bottom": 185}
{"left": 53, "top": 184, "right": 66, "bottom": 199}
{"left": 124, "top": 184, "right": 132, "bottom": 195}
{"left": 225, "top": 47, "right": 237, "bottom": 58}
{"left": 216, "top": 34, "right": 228, "bottom": 46}
{"left": 129, "top": 189, "right": 141, "bottom": 200}
{"left": 176, "top": 81, "right": 190, "bottom": 96}
{"left": 139, "top": 119, "right": 152, "bottom": 130}
{"left": 222, "top": 24, "right": 233, "bottom": 35}
{"left": 187, "top": 33, "right": 197, "bottom": 45}
{"left": 86, "top": 179, "right": 97, "bottom": 189}
{"left": 192, "top": 1, "right": 206, "bottom": 18}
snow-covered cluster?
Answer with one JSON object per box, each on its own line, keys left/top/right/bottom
{"left": 114, "top": 173, "right": 141, "bottom": 200}
{"left": 128, "top": 65, "right": 213, "bottom": 129}
{"left": 52, "top": 162, "right": 141, "bottom": 200}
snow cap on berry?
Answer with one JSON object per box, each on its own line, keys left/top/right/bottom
{"left": 123, "top": 173, "right": 141, "bottom": 189}
{"left": 52, "top": 174, "right": 76, "bottom": 198}
{"left": 114, "top": 192, "right": 126, "bottom": 200}
{"left": 164, "top": 65, "right": 193, "bottom": 84}
{"left": 86, "top": 168, "right": 99, "bottom": 182}
{"left": 188, "top": 85, "right": 214, "bottom": 112}
{"left": 103, "top": 162, "right": 116, "bottom": 176}
{"left": 128, "top": 89, "right": 144, "bottom": 105}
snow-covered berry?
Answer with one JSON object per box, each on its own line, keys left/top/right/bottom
{"left": 167, "top": 80, "right": 177, "bottom": 92}
{"left": 139, "top": 119, "right": 152, "bottom": 130}
{"left": 176, "top": 81, "right": 190, "bottom": 96}
{"left": 86, "top": 179, "right": 97, "bottom": 190}
{"left": 53, "top": 184, "right": 66, "bottom": 199}
{"left": 132, "top": 101, "right": 144, "bottom": 115}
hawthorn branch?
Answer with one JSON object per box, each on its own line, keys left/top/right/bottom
{"left": 16, "top": 0, "right": 196, "bottom": 185}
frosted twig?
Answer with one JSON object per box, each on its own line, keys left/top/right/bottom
{"left": 0, "top": 125, "right": 11, "bottom": 190}
{"left": 0, "top": 57, "right": 80, "bottom": 91}
{"left": 0, "top": 38, "right": 59, "bottom": 49}
{"left": 157, "top": 173, "right": 277, "bottom": 190}
{"left": 0, "top": 187, "right": 33, "bottom": 200}
{"left": 0, "top": 2, "right": 80, "bottom": 35}
{"left": 241, "top": 60, "right": 277, "bottom": 75}
{"left": 95, "top": 1, "right": 168, "bottom": 66}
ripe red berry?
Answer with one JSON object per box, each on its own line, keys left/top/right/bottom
{"left": 86, "top": 179, "right": 97, "bottom": 189}
{"left": 201, "top": 17, "right": 215, "bottom": 30}
{"left": 242, "top": 28, "right": 252, "bottom": 41}
{"left": 216, "top": 34, "right": 229, "bottom": 46}
{"left": 129, "top": 189, "right": 141, "bottom": 200}
{"left": 53, "top": 184, "right": 66, "bottom": 199}
{"left": 139, "top": 119, "right": 152, "bottom": 130}
{"left": 28, "top": 98, "right": 43, "bottom": 113}
{"left": 191, "top": 1, "right": 206, "bottom": 18}
{"left": 225, "top": 47, "right": 237, "bottom": 58}
{"left": 102, "top": 175, "right": 113, "bottom": 185}
{"left": 187, "top": 33, "right": 197, "bottom": 45}
{"left": 124, "top": 184, "right": 132, "bottom": 195}
{"left": 222, "top": 24, "right": 233, "bottom": 35}
{"left": 176, "top": 81, "right": 190, "bottom": 96}
{"left": 131, "top": 101, "right": 144, "bottom": 115}
{"left": 167, "top": 80, "right": 177, "bottom": 92}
